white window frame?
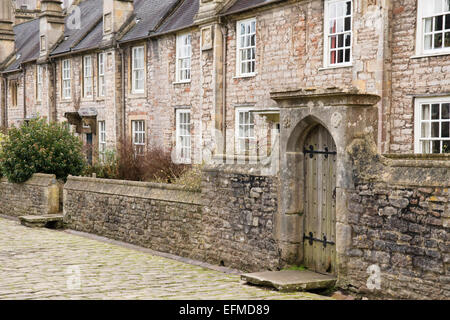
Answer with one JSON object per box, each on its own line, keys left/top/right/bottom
{"left": 414, "top": 96, "right": 450, "bottom": 154}
{"left": 416, "top": 0, "right": 450, "bottom": 56}
{"left": 236, "top": 18, "right": 257, "bottom": 77}
{"left": 131, "top": 46, "right": 145, "bottom": 94}
{"left": 62, "top": 59, "right": 71, "bottom": 100}
{"left": 98, "top": 121, "right": 107, "bottom": 162}
{"left": 131, "top": 120, "right": 146, "bottom": 155}
{"left": 176, "top": 109, "right": 192, "bottom": 164}
{"left": 323, "top": 0, "right": 353, "bottom": 68}
{"left": 235, "top": 107, "right": 256, "bottom": 154}
{"left": 176, "top": 33, "right": 192, "bottom": 83}
{"left": 83, "top": 55, "right": 93, "bottom": 98}
{"left": 98, "top": 52, "right": 106, "bottom": 97}
{"left": 36, "top": 65, "right": 43, "bottom": 102}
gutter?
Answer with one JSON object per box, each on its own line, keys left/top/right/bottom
{"left": 218, "top": 0, "right": 286, "bottom": 17}
{"left": 220, "top": 20, "right": 228, "bottom": 155}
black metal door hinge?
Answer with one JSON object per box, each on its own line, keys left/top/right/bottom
{"left": 303, "top": 232, "right": 336, "bottom": 248}
{"left": 303, "top": 145, "right": 337, "bottom": 159}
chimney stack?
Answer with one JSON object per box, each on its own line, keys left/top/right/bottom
{"left": 0, "top": 0, "right": 15, "bottom": 64}
{"left": 39, "top": 0, "right": 64, "bottom": 58}
{"left": 102, "top": 0, "right": 133, "bottom": 43}
{"left": 195, "top": 0, "right": 225, "bottom": 24}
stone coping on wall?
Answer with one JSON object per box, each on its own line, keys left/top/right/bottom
{"left": 64, "top": 176, "right": 203, "bottom": 206}
{"left": 0, "top": 173, "right": 58, "bottom": 187}
{"left": 203, "top": 162, "right": 277, "bottom": 177}
{"left": 348, "top": 137, "right": 450, "bottom": 188}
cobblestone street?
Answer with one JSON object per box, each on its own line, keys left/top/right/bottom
{"left": 0, "top": 217, "right": 328, "bottom": 300}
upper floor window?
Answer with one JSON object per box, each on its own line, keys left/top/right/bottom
{"left": 176, "top": 109, "right": 191, "bottom": 163}
{"left": 131, "top": 120, "right": 145, "bottom": 155}
{"left": 415, "top": 97, "right": 450, "bottom": 154}
{"left": 176, "top": 33, "right": 192, "bottom": 82}
{"left": 235, "top": 107, "right": 255, "bottom": 154}
{"left": 131, "top": 46, "right": 145, "bottom": 94}
{"left": 98, "top": 53, "right": 106, "bottom": 97}
{"left": 324, "top": 0, "right": 352, "bottom": 67}
{"left": 62, "top": 59, "right": 71, "bottom": 100}
{"left": 83, "top": 55, "right": 93, "bottom": 98}
{"left": 417, "top": 0, "right": 450, "bottom": 55}
{"left": 36, "top": 65, "right": 43, "bottom": 102}
{"left": 236, "top": 18, "right": 256, "bottom": 76}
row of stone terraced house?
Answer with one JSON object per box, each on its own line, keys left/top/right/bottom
{"left": 0, "top": 0, "right": 449, "bottom": 299}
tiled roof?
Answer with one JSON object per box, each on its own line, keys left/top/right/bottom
{"left": 120, "top": 0, "right": 180, "bottom": 43}
{"left": 51, "top": 0, "right": 103, "bottom": 56}
{"left": 72, "top": 19, "right": 103, "bottom": 53}
{"left": 153, "top": 0, "right": 199, "bottom": 36}
{"left": 221, "top": 0, "right": 286, "bottom": 15}
{"left": 4, "top": 18, "right": 40, "bottom": 73}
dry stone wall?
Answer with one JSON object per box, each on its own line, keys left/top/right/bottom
{"left": 63, "top": 171, "right": 281, "bottom": 272}
{"left": 0, "top": 173, "right": 61, "bottom": 217}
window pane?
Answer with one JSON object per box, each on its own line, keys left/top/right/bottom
{"left": 425, "top": 34, "right": 433, "bottom": 50}
{"left": 432, "top": 122, "right": 440, "bottom": 137}
{"left": 344, "top": 17, "right": 351, "bottom": 31}
{"left": 445, "top": 32, "right": 450, "bottom": 47}
{"left": 432, "top": 140, "right": 441, "bottom": 153}
{"left": 435, "top": 33, "right": 443, "bottom": 48}
{"left": 422, "top": 140, "right": 431, "bottom": 153}
{"left": 422, "top": 104, "right": 430, "bottom": 120}
{"left": 425, "top": 18, "right": 433, "bottom": 33}
{"left": 443, "top": 141, "right": 450, "bottom": 153}
{"left": 442, "top": 121, "right": 450, "bottom": 137}
{"left": 421, "top": 122, "right": 430, "bottom": 138}
{"left": 446, "top": 14, "right": 450, "bottom": 29}
{"left": 436, "top": 15, "right": 444, "bottom": 31}
{"left": 442, "top": 103, "right": 450, "bottom": 119}
{"left": 346, "top": 1, "right": 351, "bottom": 15}
{"left": 432, "top": 104, "right": 440, "bottom": 119}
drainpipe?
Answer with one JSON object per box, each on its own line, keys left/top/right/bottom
{"left": 118, "top": 45, "right": 126, "bottom": 142}
{"left": 4, "top": 76, "right": 8, "bottom": 127}
{"left": 50, "top": 58, "right": 57, "bottom": 122}
{"left": 23, "top": 68, "right": 26, "bottom": 121}
{"left": 220, "top": 20, "right": 228, "bottom": 156}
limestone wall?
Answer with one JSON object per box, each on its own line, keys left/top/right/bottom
{"left": 0, "top": 173, "right": 61, "bottom": 216}
{"left": 63, "top": 171, "right": 281, "bottom": 272}
{"left": 342, "top": 137, "right": 450, "bottom": 299}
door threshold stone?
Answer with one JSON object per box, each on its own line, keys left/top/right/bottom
{"left": 241, "top": 270, "right": 336, "bottom": 292}
{"left": 19, "top": 214, "right": 64, "bottom": 229}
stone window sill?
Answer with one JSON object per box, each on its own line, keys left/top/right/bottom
{"left": 319, "top": 64, "right": 353, "bottom": 71}
{"left": 410, "top": 51, "right": 450, "bottom": 59}
{"left": 173, "top": 80, "right": 191, "bottom": 85}
{"left": 233, "top": 73, "right": 257, "bottom": 79}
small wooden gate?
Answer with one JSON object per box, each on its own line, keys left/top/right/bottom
{"left": 303, "top": 125, "right": 337, "bottom": 274}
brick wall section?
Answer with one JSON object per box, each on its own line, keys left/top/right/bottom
{"left": 63, "top": 170, "right": 281, "bottom": 272}
{"left": 0, "top": 173, "right": 61, "bottom": 217}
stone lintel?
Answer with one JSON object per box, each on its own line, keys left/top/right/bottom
{"left": 270, "top": 88, "right": 381, "bottom": 108}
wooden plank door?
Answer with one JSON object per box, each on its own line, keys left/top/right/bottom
{"left": 303, "top": 125, "right": 337, "bottom": 274}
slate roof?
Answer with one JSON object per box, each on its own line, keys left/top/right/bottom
{"left": 221, "top": 0, "right": 286, "bottom": 16}
{"left": 119, "top": 0, "right": 180, "bottom": 43}
{"left": 153, "top": 0, "right": 199, "bottom": 36}
{"left": 4, "top": 18, "right": 40, "bottom": 73}
{"left": 51, "top": 0, "right": 103, "bottom": 56}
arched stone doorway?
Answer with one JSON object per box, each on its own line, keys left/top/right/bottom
{"left": 270, "top": 88, "right": 380, "bottom": 279}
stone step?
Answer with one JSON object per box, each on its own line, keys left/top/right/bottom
{"left": 19, "top": 214, "right": 64, "bottom": 229}
{"left": 241, "top": 270, "right": 336, "bottom": 292}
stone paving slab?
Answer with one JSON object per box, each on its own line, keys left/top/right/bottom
{"left": 241, "top": 270, "right": 337, "bottom": 292}
{"left": 0, "top": 217, "right": 331, "bottom": 300}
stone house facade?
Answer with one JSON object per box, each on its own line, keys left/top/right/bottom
{"left": 0, "top": 0, "right": 449, "bottom": 299}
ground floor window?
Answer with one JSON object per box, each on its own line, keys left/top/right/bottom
{"left": 415, "top": 97, "right": 450, "bottom": 154}
{"left": 175, "top": 109, "right": 191, "bottom": 163}
{"left": 235, "top": 107, "right": 255, "bottom": 154}
{"left": 131, "top": 120, "right": 145, "bottom": 155}
{"left": 98, "top": 121, "right": 106, "bottom": 162}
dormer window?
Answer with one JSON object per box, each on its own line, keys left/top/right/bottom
{"left": 40, "top": 35, "right": 46, "bottom": 52}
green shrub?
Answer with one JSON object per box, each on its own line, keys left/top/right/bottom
{"left": 0, "top": 119, "right": 86, "bottom": 183}
{"left": 84, "top": 150, "right": 119, "bottom": 179}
